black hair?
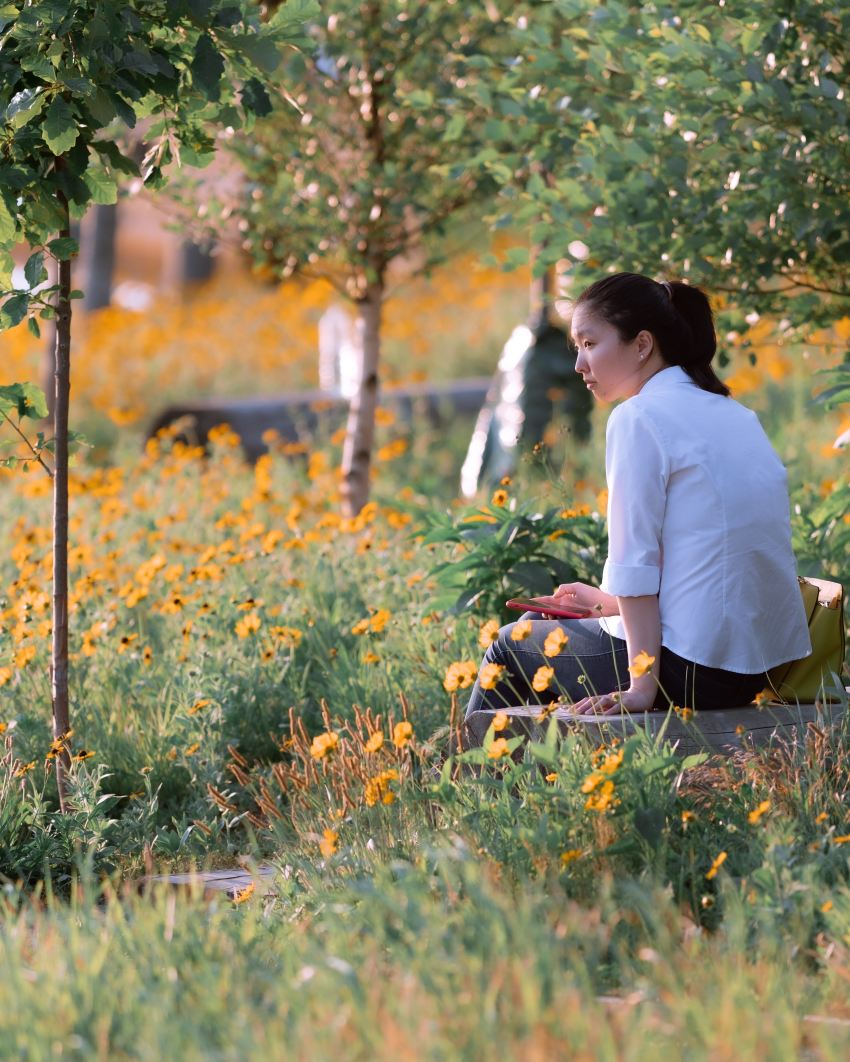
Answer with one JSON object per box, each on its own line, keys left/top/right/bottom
{"left": 575, "top": 272, "right": 730, "bottom": 397}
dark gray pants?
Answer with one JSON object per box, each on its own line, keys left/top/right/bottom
{"left": 463, "top": 614, "right": 767, "bottom": 718}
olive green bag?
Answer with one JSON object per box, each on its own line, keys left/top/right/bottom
{"left": 764, "top": 577, "right": 845, "bottom": 704}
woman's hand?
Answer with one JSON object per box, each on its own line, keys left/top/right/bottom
{"left": 570, "top": 687, "right": 658, "bottom": 716}
{"left": 552, "top": 582, "right": 619, "bottom": 617}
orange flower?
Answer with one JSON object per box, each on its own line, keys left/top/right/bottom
{"left": 491, "top": 489, "right": 508, "bottom": 507}
{"left": 365, "top": 731, "right": 384, "bottom": 753}
{"left": 487, "top": 737, "right": 511, "bottom": 760}
{"left": 392, "top": 721, "right": 413, "bottom": 748}
{"left": 510, "top": 619, "right": 533, "bottom": 642}
{"left": 319, "top": 829, "right": 338, "bottom": 858}
{"left": 478, "top": 619, "right": 500, "bottom": 649}
{"left": 492, "top": 711, "right": 509, "bottom": 732}
{"left": 443, "top": 660, "right": 477, "bottom": 691}
{"left": 628, "top": 651, "right": 655, "bottom": 678}
{"left": 478, "top": 663, "right": 505, "bottom": 690}
{"left": 747, "top": 800, "right": 770, "bottom": 825}
{"left": 705, "top": 851, "right": 728, "bottom": 880}
{"left": 543, "top": 628, "right": 569, "bottom": 657}
{"left": 310, "top": 732, "right": 339, "bottom": 760}
{"left": 532, "top": 665, "right": 555, "bottom": 692}
{"left": 235, "top": 612, "right": 261, "bottom": 638}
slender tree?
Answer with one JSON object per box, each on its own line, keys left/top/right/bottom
{"left": 231, "top": 0, "right": 516, "bottom": 515}
{"left": 0, "top": 0, "right": 313, "bottom": 808}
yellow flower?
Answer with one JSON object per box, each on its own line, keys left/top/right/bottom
{"left": 478, "top": 663, "right": 505, "bottom": 690}
{"left": 492, "top": 711, "right": 509, "bottom": 732}
{"left": 815, "top": 811, "right": 828, "bottom": 824}
{"left": 674, "top": 705, "right": 694, "bottom": 722}
{"left": 184, "top": 742, "right": 200, "bottom": 757}
{"left": 705, "top": 851, "right": 728, "bottom": 880}
{"left": 310, "top": 732, "right": 339, "bottom": 760}
{"left": 233, "top": 881, "right": 255, "bottom": 905}
{"left": 364, "top": 768, "right": 399, "bottom": 806}
{"left": 491, "top": 489, "right": 508, "bottom": 507}
{"left": 142, "top": 646, "right": 153, "bottom": 665}
{"left": 510, "top": 619, "right": 533, "bottom": 642}
{"left": 560, "top": 848, "right": 583, "bottom": 867}
{"left": 753, "top": 690, "right": 772, "bottom": 707}
{"left": 365, "top": 731, "right": 384, "bottom": 753}
{"left": 235, "top": 612, "right": 261, "bottom": 638}
{"left": 747, "top": 800, "right": 770, "bottom": 825}
{"left": 72, "top": 750, "right": 95, "bottom": 762}
{"left": 834, "top": 835, "right": 850, "bottom": 845}
{"left": 821, "top": 900, "right": 834, "bottom": 913}
{"left": 363, "top": 651, "right": 380, "bottom": 665}
{"left": 545, "top": 772, "right": 557, "bottom": 783}
{"left": 118, "top": 634, "right": 138, "bottom": 654}
{"left": 392, "top": 721, "right": 413, "bottom": 748}
{"left": 543, "top": 628, "right": 569, "bottom": 657}
{"left": 581, "top": 771, "right": 604, "bottom": 794}
{"left": 532, "top": 665, "right": 555, "bottom": 692}
{"left": 0, "top": 667, "right": 12, "bottom": 686}
{"left": 628, "top": 651, "right": 656, "bottom": 678}
{"left": 681, "top": 810, "right": 696, "bottom": 827}
{"left": 0, "top": 722, "right": 6, "bottom": 735}
{"left": 478, "top": 619, "right": 500, "bottom": 649}
{"left": 188, "top": 698, "right": 212, "bottom": 716}
{"left": 443, "top": 659, "right": 478, "bottom": 691}
{"left": 319, "top": 829, "right": 338, "bottom": 858}
{"left": 15, "top": 761, "right": 36, "bottom": 777}
{"left": 487, "top": 737, "right": 512, "bottom": 760}
{"left": 584, "top": 779, "right": 615, "bottom": 812}
{"left": 599, "top": 748, "right": 623, "bottom": 774}
{"left": 269, "top": 626, "right": 303, "bottom": 648}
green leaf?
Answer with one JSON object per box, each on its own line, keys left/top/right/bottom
{"left": 241, "top": 77, "right": 273, "bottom": 117}
{"left": 27, "top": 316, "right": 41, "bottom": 339}
{"left": 236, "top": 33, "right": 281, "bottom": 74}
{"left": 0, "top": 249, "right": 14, "bottom": 290}
{"left": 0, "top": 198, "right": 17, "bottom": 244}
{"left": 42, "top": 96, "right": 79, "bottom": 155}
{"left": 0, "top": 293, "right": 29, "bottom": 330}
{"left": 6, "top": 87, "right": 47, "bottom": 130}
{"left": 47, "top": 237, "right": 79, "bottom": 260}
{"left": 84, "top": 168, "right": 118, "bottom": 205}
{"left": 191, "top": 32, "right": 225, "bottom": 101}
{"left": 0, "top": 382, "right": 48, "bottom": 419}
{"left": 24, "top": 251, "right": 47, "bottom": 289}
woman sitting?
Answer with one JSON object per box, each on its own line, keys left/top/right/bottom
{"left": 465, "top": 272, "right": 812, "bottom": 718}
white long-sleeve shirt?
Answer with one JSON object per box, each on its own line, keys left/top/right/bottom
{"left": 599, "top": 365, "right": 811, "bottom": 673}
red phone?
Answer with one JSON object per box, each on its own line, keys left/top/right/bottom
{"left": 505, "top": 595, "right": 593, "bottom": 619}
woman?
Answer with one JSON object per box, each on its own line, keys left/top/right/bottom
{"left": 465, "top": 273, "right": 812, "bottom": 718}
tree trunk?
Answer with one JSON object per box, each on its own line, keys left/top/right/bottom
{"left": 82, "top": 203, "right": 118, "bottom": 312}
{"left": 340, "top": 280, "right": 383, "bottom": 517}
{"left": 52, "top": 188, "right": 72, "bottom": 811}
{"left": 41, "top": 254, "right": 57, "bottom": 421}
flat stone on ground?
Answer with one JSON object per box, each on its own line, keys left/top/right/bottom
{"left": 464, "top": 702, "right": 848, "bottom": 757}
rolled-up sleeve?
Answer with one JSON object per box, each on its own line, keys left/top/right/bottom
{"left": 600, "top": 402, "right": 669, "bottom": 597}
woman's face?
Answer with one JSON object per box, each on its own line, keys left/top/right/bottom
{"left": 571, "top": 304, "right": 654, "bottom": 403}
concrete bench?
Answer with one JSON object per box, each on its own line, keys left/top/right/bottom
{"left": 464, "top": 701, "right": 848, "bottom": 758}
{"left": 146, "top": 378, "right": 491, "bottom": 461}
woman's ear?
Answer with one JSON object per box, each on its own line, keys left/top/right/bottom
{"left": 636, "top": 329, "right": 655, "bottom": 360}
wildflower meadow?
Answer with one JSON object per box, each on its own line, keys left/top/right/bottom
{"left": 0, "top": 253, "right": 849, "bottom": 1057}
{"left": 2, "top": 0, "right": 850, "bottom": 1057}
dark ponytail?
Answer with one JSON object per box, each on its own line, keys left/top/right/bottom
{"left": 575, "top": 272, "right": 730, "bottom": 397}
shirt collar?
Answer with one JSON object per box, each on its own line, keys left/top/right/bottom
{"left": 637, "top": 364, "right": 693, "bottom": 396}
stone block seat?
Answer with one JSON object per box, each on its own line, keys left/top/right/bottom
{"left": 464, "top": 698, "right": 849, "bottom": 758}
